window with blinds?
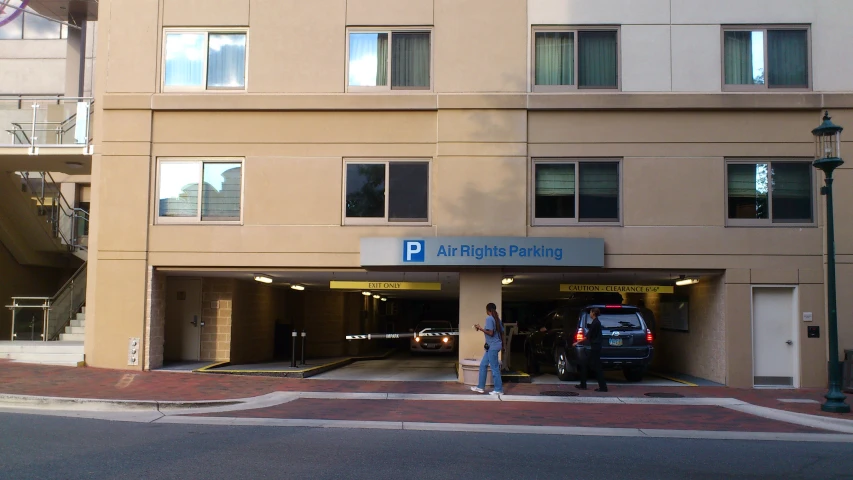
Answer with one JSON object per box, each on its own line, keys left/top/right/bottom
{"left": 726, "top": 160, "right": 813, "bottom": 225}
{"left": 158, "top": 160, "right": 243, "bottom": 223}
{"left": 533, "top": 160, "right": 620, "bottom": 224}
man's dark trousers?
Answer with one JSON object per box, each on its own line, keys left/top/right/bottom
{"left": 579, "top": 347, "right": 607, "bottom": 390}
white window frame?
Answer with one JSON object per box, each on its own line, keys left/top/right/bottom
{"left": 721, "top": 25, "right": 812, "bottom": 92}
{"left": 530, "top": 158, "right": 623, "bottom": 226}
{"left": 342, "top": 158, "right": 432, "bottom": 226}
{"left": 161, "top": 28, "right": 249, "bottom": 93}
{"left": 155, "top": 157, "right": 245, "bottom": 225}
{"left": 345, "top": 27, "right": 433, "bottom": 93}
{"left": 530, "top": 26, "right": 621, "bottom": 93}
{"left": 724, "top": 158, "right": 816, "bottom": 227}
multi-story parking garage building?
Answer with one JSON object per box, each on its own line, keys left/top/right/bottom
{"left": 5, "top": 0, "right": 853, "bottom": 389}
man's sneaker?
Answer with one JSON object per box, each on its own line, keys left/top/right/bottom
{"left": 470, "top": 386, "right": 484, "bottom": 394}
{"left": 489, "top": 391, "right": 504, "bottom": 396}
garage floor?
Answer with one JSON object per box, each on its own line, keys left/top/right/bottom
{"left": 530, "top": 372, "right": 685, "bottom": 387}
{"left": 311, "top": 353, "right": 457, "bottom": 382}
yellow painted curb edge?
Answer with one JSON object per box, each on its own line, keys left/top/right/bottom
{"left": 647, "top": 371, "right": 698, "bottom": 387}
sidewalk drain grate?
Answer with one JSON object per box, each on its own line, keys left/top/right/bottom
{"left": 644, "top": 392, "right": 684, "bottom": 398}
{"left": 540, "top": 391, "right": 580, "bottom": 397}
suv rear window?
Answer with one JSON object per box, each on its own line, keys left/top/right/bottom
{"left": 585, "top": 308, "right": 644, "bottom": 330}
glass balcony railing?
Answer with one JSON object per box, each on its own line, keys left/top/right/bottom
{"left": 0, "top": 96, "right": 93, "bottom": 148}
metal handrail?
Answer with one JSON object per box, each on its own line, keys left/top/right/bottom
{"left": 6, "top": 297, "right": 50, "bottom": 341}
{"left": 0, "top": 96, "right": 93, "bottom": 148}
{"left": 6, "top": 262, "right": 87, "bottom": 341}
{"left": 17, "top": 171, "right": 88, "bottom": 251}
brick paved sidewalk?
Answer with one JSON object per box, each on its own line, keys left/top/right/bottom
{"left": 0, "top": 360, "right": 847, "bottom": 420}
{"left": 190, "top": 398, "right": 829, "bottom": 434}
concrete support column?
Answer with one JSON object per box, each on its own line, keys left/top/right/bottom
{"left": 458, "top": 269, "right": 503, "bottom": 374}
{"left": 64, "top": 12, "right": 87, "bottom": 98}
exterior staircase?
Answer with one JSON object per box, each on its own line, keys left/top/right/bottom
{"left": 0, "top": 341, "right": 84, "bottom": 367}
{"left": 0, "top": 308, "right": 86, "bottom": 366}
{"left": 59, "top": 309, "right": 86, "bottom": 341}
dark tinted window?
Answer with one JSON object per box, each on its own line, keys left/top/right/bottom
{"left": 346, "top": 164, "right": 385, "bottom": 218}
{"left": 771, "top": 162, "right": 812, "bottom": 222}
{"left": 388, "top": 162, "right": 428, "bottom": 221}
{"left": 578, "top": 162, "right": 619, "bottom": 221}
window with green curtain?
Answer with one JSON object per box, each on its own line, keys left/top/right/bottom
{"left": 724, "top": 31, "right": 764, "bottom": 85}
{"left": 578, "top": 31, "right": 618, "bottom": 88}
{"left": 348, "top": 33, "right": 388, "bottom": 87}
{"left": 535, "top": 32, "right": 574, "bottom": 86}
{"left": 771, "top": 162, "right": 812, "bottom": 221}
{"left": 578, "top": 162, "right": 619, "bottom": 221}
{"left": 391, "top": 32, "right": 430, "bottom": 88}
{"left": 535, "top": 163, "right": 575, "bottom": 219}
{"left": 727, "top": 163, "right": 769, "bottom": 219}
{"left": 767, "top": 29, "right": 808, "bottom": 87}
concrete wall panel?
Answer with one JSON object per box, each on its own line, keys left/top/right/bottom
{"left": 163, "top": 0, "right": 250, "bottom": 26}
{"left": 621, "top": 25, "right": 671, "bottom": 92}
{"left": 671, "top": 25, "right": 721, "bottom": 93}
{"left": 105, "top": 0, "right": 159, "bottom": 94}
{"left": 528, "top": 0, "right": 671, "bottom": 25}
{"left": 346, "top": 0, "right": 433, "bottom": 26}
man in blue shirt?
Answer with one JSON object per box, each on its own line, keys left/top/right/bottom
{"left": 472, "top": 302, "right": 504, "bottom": 396}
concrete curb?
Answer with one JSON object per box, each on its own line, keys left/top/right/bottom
{"left": 0, "top": 394, "right": 242, "bottom": 412}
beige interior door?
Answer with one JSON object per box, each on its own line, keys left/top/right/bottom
{"left": 752, "top": 287, "right": 796, "bottom": 387}
{"left": 165, "top": 278, "right": 202, "bottom": 361}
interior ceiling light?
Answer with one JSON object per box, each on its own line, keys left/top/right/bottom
{"left": 501, "top": 276, "right": 514, "bottom": 286}
{"left": 380, "top": 298, "right": 387, "bottom": 302}
{"left": 373, "top": 294, "right": 381, "bottom": 299}
{"left": 253, "top": 274, "right": 272, "bottom": 284}
{"left": 675, "top": 275, "right": 699, "bottom": 286}
{"left": 362, "top": 291, "right": 371, "bottom": 296}
{"left": 290, "top": 284, "right": 305, "bottom": 291}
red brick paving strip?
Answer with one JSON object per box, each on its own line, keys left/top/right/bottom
{"left": 192, "top": 399, "right": 829, "bottom": 434}
{"left": 0, "top": 360, "right": 847, "bottom": 420}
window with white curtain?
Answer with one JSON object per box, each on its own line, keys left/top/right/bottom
{"left": 723, "top": 26, "right": 810, "bottom": 90}
{"left": 532, "top": 159, "right": 620, "bottom": 225}
{"left": 163, "top": 30, "right": 247, "bottom": 91}
{"left": 532, "top": 28, "right": 619, "bottom": 92}
{"left": 348, "top": 30, "right": 431, "bottom": 91}
{"left": 726, "top": 159, "right": 813, "bottom": 225}
{"left": 157, "top": 159, "right": 243, "bottom": 223}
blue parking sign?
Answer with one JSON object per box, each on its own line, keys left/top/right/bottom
{"left": 403, "top": 240, "right": 425, "bottom": 262}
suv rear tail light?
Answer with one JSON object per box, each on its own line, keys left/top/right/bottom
{"left": 575, "top": 328, "right": 585, "bottom": 343}
{"left": 646, "top": 329, "right": 653, "bottom": 343}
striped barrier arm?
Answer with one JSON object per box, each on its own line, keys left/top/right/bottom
{"left": 345, "top": 329, "right": 460, "bottom": 340}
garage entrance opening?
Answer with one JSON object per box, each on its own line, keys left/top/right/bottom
{"left": 502, "top": 270, "right": 725, "bottom": 387}
{"left": 155, "top": 270, "right": 461, "bottom": 381}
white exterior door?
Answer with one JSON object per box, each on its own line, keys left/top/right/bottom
{"left": 752, "top": 287, "right": 796, "bottom": 387}
{"left": 165, "top": 278, "right": 202, "bottom": 361}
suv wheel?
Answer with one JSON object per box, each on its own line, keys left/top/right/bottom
{"left": 555, "top": 347, "right": 573, "bottom": 381}
{"left": 623, "top": 367, "right": 644, "bottom": 383}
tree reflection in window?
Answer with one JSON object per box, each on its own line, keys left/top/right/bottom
{"left": 346, "top": 164, "right": 385, "bottom": 218}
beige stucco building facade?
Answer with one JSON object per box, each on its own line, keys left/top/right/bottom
{"left": 10, "top": 0, "right": 848, "bottom": 389}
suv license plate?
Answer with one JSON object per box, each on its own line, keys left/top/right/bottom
{"left": 609, "top": 338, "right": 623, "bottom": 346}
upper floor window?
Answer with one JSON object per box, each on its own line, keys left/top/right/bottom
{"left": 726, "top": 159, "right": 814, "bottom": 226}
{"left": 344, "top": 159, "right": 430, "bottom": 224}
{"left": 163, "top": 30, "right": 247, "bottom": 92}
{"left": 532, "top": 28, "right": 619, "bottom": 92}
{"left": 723, "top": 27, "right": 810, "bottom": 90}
{"left": 532, "top": 159, "right": 621, "bottom": 225}
{"left": 157, "top": 159, "right": 243, "bottom": 224}
{"left": 347, "top": 30, "right": 431, "bottom": 91}
{"left": 0, "top": 2, "right": 68, "bottom": 40}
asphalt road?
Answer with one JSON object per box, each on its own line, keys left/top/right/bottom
{"left": 1, "top": 413, "right": 851, "bottom": 480}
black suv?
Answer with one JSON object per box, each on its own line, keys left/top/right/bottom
{"left": 524, "top": 304, "right": 654, "bottom": 382}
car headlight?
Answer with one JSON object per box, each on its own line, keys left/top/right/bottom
{"left": 414, "top": 337, "right": 420, "bottom": 342}
{"left": 442, "top": 337, "right": 449, "bottom": 343}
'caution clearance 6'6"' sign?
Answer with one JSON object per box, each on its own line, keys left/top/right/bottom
{"left": 560, "top": 284, "right": 674, "bottom": 294}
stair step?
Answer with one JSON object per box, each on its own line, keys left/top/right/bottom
{"left": 65, "top": 326, "right": 85, "bottom": 334}
{"left": 1, "top": 352, "right": 84, "bottom": 363}
{"left": 70, "top": 319, "right": 85, "bottom": 327}
{"left": 0, "top": 341, "right": 84, "bottom": 354}
{"left": 59, "top": 333, "right": 85, "bottom": 341}
{"left": 76, "top": 313, "right": 85, "bottom": 321}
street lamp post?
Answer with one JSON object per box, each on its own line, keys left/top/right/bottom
{"left": 811, "top": 111, "right": 850, "bottom": 414}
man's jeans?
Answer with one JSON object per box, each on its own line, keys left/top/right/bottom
{"left": 477, "top": 346, "right": 503, "bottom": 393}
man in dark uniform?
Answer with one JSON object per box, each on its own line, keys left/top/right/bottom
{"left": 574, "top": 307, "right": 607, "bottom": 392}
